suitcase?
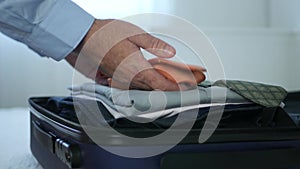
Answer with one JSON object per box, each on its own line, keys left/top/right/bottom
{"left": 29, "top": 94, "right": 300, "bottom": 169}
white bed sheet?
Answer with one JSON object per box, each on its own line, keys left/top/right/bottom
{"left": 0, "top": 108, "right": 42, "bottom": 169}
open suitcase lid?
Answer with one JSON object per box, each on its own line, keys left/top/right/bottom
{"left": 29, "top": 97, "right": 300, "bottom": 146}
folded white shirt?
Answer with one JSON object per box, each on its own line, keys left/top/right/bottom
{"left": 71, "top": 83, "right": 253, "bottom": 121}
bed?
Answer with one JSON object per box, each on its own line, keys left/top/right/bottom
{"left": 0, "top": 108, "right": 43, "bottom": 169}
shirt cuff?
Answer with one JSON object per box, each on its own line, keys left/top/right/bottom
{"left": 27, "top": 0, "right": 94, "bottom": 61}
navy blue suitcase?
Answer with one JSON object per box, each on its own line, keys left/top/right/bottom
{"left": 29, "top": 94, "right": 300, "bottom": 169}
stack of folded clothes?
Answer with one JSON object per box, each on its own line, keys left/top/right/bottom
{"left": 70, "top": 83, "right": 253, "bottom": 121}
{"left": 46, "top": 59, "right": 288, "bottom": 128}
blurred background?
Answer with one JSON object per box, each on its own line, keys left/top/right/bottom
{"left": 0, "top": 0, "right": 299, "bottom": 108}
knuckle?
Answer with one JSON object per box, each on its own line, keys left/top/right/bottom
{"left": 150, "top": 38, "right": 161, "bottom": 49}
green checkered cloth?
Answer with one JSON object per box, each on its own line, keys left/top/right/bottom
{"left": 213, "top": 80, "right": 287, "bottom": 107}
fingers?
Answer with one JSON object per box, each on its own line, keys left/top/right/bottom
{"left": 138, "top": 69, "right": 187, "bottom": 91}
{"left": 69, "top": 18, "right": 182, "bottom": 91}
{"left": 108, "top": 78, "right": 153, "bottom": 90}
{"left": 110, "top": 69, "right": 184, "bottom": 91}
{"left": 94, "top": 71, "right": 109, "bottom": 86}
{"left": 102, "top": 41, "right": 179, "bottom": 91}
{"left": 128, "top": 33, "right": 176, "bottom": 58}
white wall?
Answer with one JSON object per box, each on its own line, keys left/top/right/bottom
{"left": 270, "top": 0, "right": 300, "bottom": 29}
{"left": 152, "top": 0, "right": 299, "bottom": 90}
{"left": 0, "top": 35, "right": 76, "bottom": 108}
{"left": 269, "top": 0, "right": 300, "bottom": 91}
{"left": 166, "top": 0, "right": 269, "bottom": 28}
{"left": 206, "top": 29, "right": 293, "bottom": 85}
{"left": 72, "top": 0, "right": 156, "bottom": 18}
{"left": 0, "top": 0, "right": 299, "bottom": 108}
{"left": 289, "top": 31, "right": 300, "bottom": 90}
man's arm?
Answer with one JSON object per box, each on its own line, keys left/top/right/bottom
{"left": 0, "top": 0, "right": 94, "bottom": 61}
{"left": 0, "top": 0, "right": 183, "bottom": 91}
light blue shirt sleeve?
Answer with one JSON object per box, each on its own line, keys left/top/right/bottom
{"left": 0, "top": 0, "right": 94, "bottom": 61}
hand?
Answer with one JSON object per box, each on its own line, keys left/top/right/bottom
{"left": 65, "top": 19, "right": 183, "bottom": 91}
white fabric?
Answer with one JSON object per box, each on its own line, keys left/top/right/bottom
{"left": 71, "top": 83, "right": 253, "bottom": 120}
{"left": 74, "top": 94, "right": 252, "bottom": 120}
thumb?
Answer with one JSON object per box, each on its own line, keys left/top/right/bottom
{"left": 128, "top": 33, "right": 176, "bottom": 58}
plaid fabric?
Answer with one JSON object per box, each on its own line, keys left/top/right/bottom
{"left": 213, "top": 80, "right": 287, "bottom": 107}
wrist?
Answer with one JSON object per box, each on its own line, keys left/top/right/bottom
{"left": 72, "top": 19, "right": 97, "bottom": 55}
